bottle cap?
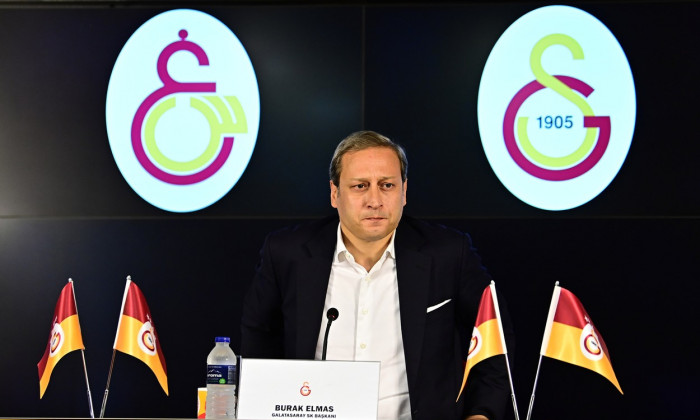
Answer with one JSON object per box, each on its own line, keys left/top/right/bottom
{"left": 215, "top": 336, "right": 231, "bottom": 343}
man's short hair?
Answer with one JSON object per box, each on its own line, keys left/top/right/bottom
{"left": 329, "top": 131, "right": 408, "bottom": 187}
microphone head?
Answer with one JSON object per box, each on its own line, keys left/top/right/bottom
{"left": 326, "top": 307, "right": 339, "bottom": 321}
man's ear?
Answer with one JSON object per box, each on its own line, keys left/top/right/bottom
{"left": 330, "top": 180, "right": 338, "bottom": 208}
{"left": 402, "top": 179, "right": 408, "bottom": 206}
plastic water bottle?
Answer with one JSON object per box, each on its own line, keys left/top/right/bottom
{"left": 206, "top": 337, "right": 237, "bottom": 419}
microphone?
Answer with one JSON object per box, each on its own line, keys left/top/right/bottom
{"left": 321, "top": 308, "right": 339, "bottom": 361}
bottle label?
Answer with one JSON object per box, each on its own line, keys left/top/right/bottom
{"left": 207, "top": 364, "right": 236, "bottom": 385}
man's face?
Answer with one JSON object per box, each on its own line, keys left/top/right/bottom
{"left": 330, "top": 146, "right": 407, "bottom": 247}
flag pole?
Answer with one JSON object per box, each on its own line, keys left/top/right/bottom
{"left": 526, "top": 281, "right": 561, "bottom": 420}
{"left": 491, "top": 281, "right": 520, "bottom": 420}
{"left": 101, "top": 276, "right": 132, "bottom": 418}
{"left": 99, "top": 349, "right": 117, "bottom": 418}
{"left": 505, "top": 352, "right": 520, "bottom": 420}
{"left": 69, "top": 279, "right": 95, "bottom": 419}
{"left": 80, "top": 350, "right": 95, "bottom": 419}
{"left": 525, "top": 354, "right": 543, "bottom": 420}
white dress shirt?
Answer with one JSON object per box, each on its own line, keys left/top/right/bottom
{"left": 315, "top": 224, "right": 412, "bottom": 420}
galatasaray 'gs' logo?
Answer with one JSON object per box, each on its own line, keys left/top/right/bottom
{"left": 138, "top": 320, "right": 158, "bottom": 356}
{"left": 580, "top": 323, "right": 604, "bottom": 361}
{"left": 467, "top": 327, "right": 483, "bottom": 360}
{"left": 49, "top": 321, "right": 64, "bottom": 357}
{"left": 106, "top": 9, "right": 260, "bottom": 213}
{"left": 503, "top": 34, "right": 611, "bottom": 182}
{"left": 478, "top": 5, "right": 635, "bottom": 211}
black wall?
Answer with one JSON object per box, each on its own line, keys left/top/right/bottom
{"left": 0, "top": 2, "right": 698, "bottom": 419}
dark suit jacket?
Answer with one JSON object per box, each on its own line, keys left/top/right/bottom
{"left": 241, "top": 215, "right": 513, "bottom": 420}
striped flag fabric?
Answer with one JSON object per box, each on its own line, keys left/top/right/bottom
{"left": 113, "top": 279, "right": 168, "bottom": 395}
{"left": 37, "top": 280, "right": 85, "bottom": 398}
{"left": 458, "top": 281, "right": 508, "bottom": 400}
{"left": 540, "top": 284, "right": 623, "bottom": 394}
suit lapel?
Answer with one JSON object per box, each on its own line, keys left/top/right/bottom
{"left": 295, "top": 220, "right": 337, "bottom": 359}
{"left": 395, "top": 221, "right": 432, "bottom": 393}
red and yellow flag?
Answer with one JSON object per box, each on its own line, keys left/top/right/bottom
{"left": 113, "top": 279, "right": 168, "bottom": 395}
{"left": 37, "top": 280, "right": 85, "bottom": 398}
{"left": 540, "top": 284, "right": 622, "bottom": 394}
{"left": 458, "top": 282, "right": 508, "bottom": 399}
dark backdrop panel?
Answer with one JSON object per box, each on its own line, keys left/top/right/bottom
{"left": 2, "top": 218, "right": 698, "bottom": 418}
{"left": 365, "top": 2, "right": 700, "bottom": 218}
{"left": 3, "top": 2, "right": 700, "bottom": 219}
{"left": 0, "top": 5, "right": 362, "bottom": 218}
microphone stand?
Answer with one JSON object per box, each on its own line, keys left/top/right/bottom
{"left": 321, "top": 308, "right": 339, "bottom": 361}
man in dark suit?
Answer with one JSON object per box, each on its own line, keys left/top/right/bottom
{"left": 241, "top": 131, "right": 513, "bottom": 420}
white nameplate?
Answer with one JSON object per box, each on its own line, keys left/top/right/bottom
{"left": 237, "top": 358, "right": 380, "bottom": 420}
